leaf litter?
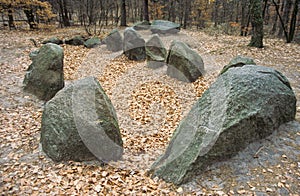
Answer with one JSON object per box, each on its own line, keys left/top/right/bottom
{"left": 0, "top": 28, "right": 299, "bottom": 195}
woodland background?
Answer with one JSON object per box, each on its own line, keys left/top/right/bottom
{"left": 0, "top": 0, "right": 299, "bottom": 44}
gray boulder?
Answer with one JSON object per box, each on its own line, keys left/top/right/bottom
{"left": 146, "top": 34, "right": 167, "bottom": 69}
{"left": 123, "top": 28, "right": 146, "bottom": 61}
{"left": 149, "top": 65, "right": 296, "bottom": 185}
{"left": 84, "top": 37, "right": 101, "bottom": 48}
{"left": 133, "top": 21, "right": 151, "bottom": 31}
{"left": 23, "top": 43, "right": 64, "bottom": 100}
{"left": 65, "top": 35, "right": 85, "bottom": 46}
{"left": 220, "top": 55, "right": 256, "bottom": 75}
{"left": 42, "top": 37, "right": 63, "bottom": 45}
{"left": 41, "top": 77, "right": 123, "bottom": 162}
{"left": 104, "top": 29, "right": 123, "bottom": 52}
{"left": 166, "top": 41, "right": 205, "bottom": 82}
{"left": 151, "top": 20, "right": 180, "bottom": 34}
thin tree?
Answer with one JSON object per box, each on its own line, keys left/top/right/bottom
{"left": 287, "top": 0, "right": 299, "bottom": 43}
{"left": 144, "top": 0, "right": 149, "bottom": 22}
{"left": 248, "top": 0, "right": 264, "bottom": 48}
{"left": 120, "top": 0, "right": 127, "bottom": 26}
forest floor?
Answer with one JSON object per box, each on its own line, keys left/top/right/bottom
{"left": 0, "top": 27, "right": 299, "bottom": 195}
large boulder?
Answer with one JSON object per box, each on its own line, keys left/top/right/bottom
{"left": 23, "top": 43, "right": 64, "bottom": 100}
{"left": 42, "top": 37, "right": 63, "bottom": 45}
{"left": 41, "top": 77, "right": 123, "bottom": 162}
{"left": 104, "top": 29, "right": 123, "bottom": 52}
{"left": 123, "top": 28, "right": 146, "bottom": 61}
{"left": 166, "top": 41, "right": 205, "bottom": 82}
{"left": 65, "top": 35, "right": 85, "bottom": 46}
{"left": 149, "top": 65, "right": 296, "bottom": 185}
{"left": 146, "top": 34, "right": 167, "bottom": 69}
{"left": 150, "top": 20, "right": 180, "bottom": 34}
{"left": 220, "top": 55, "right": 256, "bottom": 75}
{"left": 133, "top": 21, "right": 151, "bottom": 31}
{"left": 84, "top": 37, "right": 101, "bottom": 48}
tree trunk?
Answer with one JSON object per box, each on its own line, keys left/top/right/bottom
{"left": 183, "top": 0, "right": 191, "bottom": 29}
{"left": 272, "top": 0, "right": 289, "bottom": 41}
{"left": 8, "top": 8, "right": 15, "bottom": 30}
{"left": 58, "top": 0, "right": 70, "bottom": 27}
{"left": 248, "top": 0, "right": 264, "bottom": 48}
{"left": 278, "top": 0, "right": 292, "bottom": 37}
{"left": 271, "top": 0, "right": 279, "bottom": 34}
{"left": 169, "top": 1, "right": 176, "bottom": 22}
{"left": 144, "top": 0, "right": 150, "bottom": 22}
{"left": 24, "top": 9, "right": 37, "bottom": 30}
{"left": 120, "top": 0, "right": 127, "bottom": 26}
{"left": 213, "top": 0, "right": 220, "bottom": 26}
{"left": 287, "top": 0, "right": 299, "bottom": 42}
{"left": 240, "top": 1, "right": 247, "bottom": 36}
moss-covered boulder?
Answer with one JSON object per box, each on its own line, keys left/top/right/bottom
{"left": 41, "top": 77, "right": 123, "bottom": 162}
{"left": 146, "top": 34, "right": 167, "bottom": 69}
{"left": 123, "top": 28, "right": 146, "bottom": 61}
{"left": 166, "top": 41, "right": 205, "bottom": 82}
{"left": 23, "top": 43, "right": 64, "bottom": 100}
{"left": 150, "top": 65, "right": 296, "bottom": 185}
{"left": 220, "top": 55, "right": 256, "bottom": 75}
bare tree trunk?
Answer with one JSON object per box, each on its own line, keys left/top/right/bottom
{"left": 8, "top": 8, "right": 15, "bottom": 30}
{"left": 58, "top": 0, "right": 70, "bottom": 27}
{"left": 287, "top": 0, "right": 299, "bottom": 42}
{"left": 171, "top": 1, "right": 176, "bottom": 22}
{"left": 272, "top": 0, "right": 289, "bottom": 40}
{"left": 240, "top": 1, "right": 247, "bottom": 35}
{"left": 213, "top": 0, "right": 220, "bottom": 26}
{"left": 183, "top": 0, "right": 191, "bottom": 29}
{"left": 24, "top": 9, "right": 37, "bottom": 30}
{"left": 278, "top": 0, "right": 292, "bottom": 37}
{"left": 248, "top": 0, "right": 264, "bottom": 48}
{"left": 271, "top": 0, "right": 279, "bottom": 34}
{"left": 144, "top": 0, "right": 149, "bottom": 22}
{"left": 120, "top": 0, "right": 127, "bottom": 26}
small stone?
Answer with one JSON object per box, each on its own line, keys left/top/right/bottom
{"left": 102, "top": 171, "right": 108, "bottom": 177}
{"left": 176, "top": 187, "right": 183, "bottom": 193}
{"left": 237, "top": 189, "right": 246, "bottom": 194}
{"left": 266, "top": 187, "right": 273, "bottom": 192}
{"left": 94, "top": 184, "right": 102, "bottom": 193}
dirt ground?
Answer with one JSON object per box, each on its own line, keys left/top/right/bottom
{"left": 0, "top": 27, "right": 299, "bottom": 195}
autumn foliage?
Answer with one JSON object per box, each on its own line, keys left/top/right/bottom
{"left": 0, "top": 0, "right": 55, "bottom": 29}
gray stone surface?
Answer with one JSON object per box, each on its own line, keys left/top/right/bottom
{"left": 42, "top": 37, "right": 63, "bottom": 45}
{"left": 84, "top": 37, "right": 101, "bottom": 48}
{"left": 104, "top": 29, "right": 123, "bottom": 52}
{"left": 149, "top": 65, "right": 296, "bottom": 185}
{"left": 65, "top": 35, "right": 85, "bottom": 46}
{"left": 151, "top": 20, "right": 180, "bottom": 34}
{"left": 23, "top": 43, "right": 64, "bottom": 101}
{"left": 123, "top": 28, "right": 146, "bottom": 61}
{"left": 166, "top": 41, "right": 205, "bottom": 82}
{"left": 220, "top": 55, "right": 256, "bottom": 75}
{"left": 41, "top": 77, "right": 123, "bottom": 162}
{"left": 146, "top": 34, "right": 167, "bottom": 69}
{"left": 133, "top": 21, "right": 151, "bottom": 30}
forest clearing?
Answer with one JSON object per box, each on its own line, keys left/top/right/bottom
{"left": 0, "top": 26, "right": 299, "bottom": 195}
{"left": 1, "top": 0, "right": 300, "bottom": 195}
